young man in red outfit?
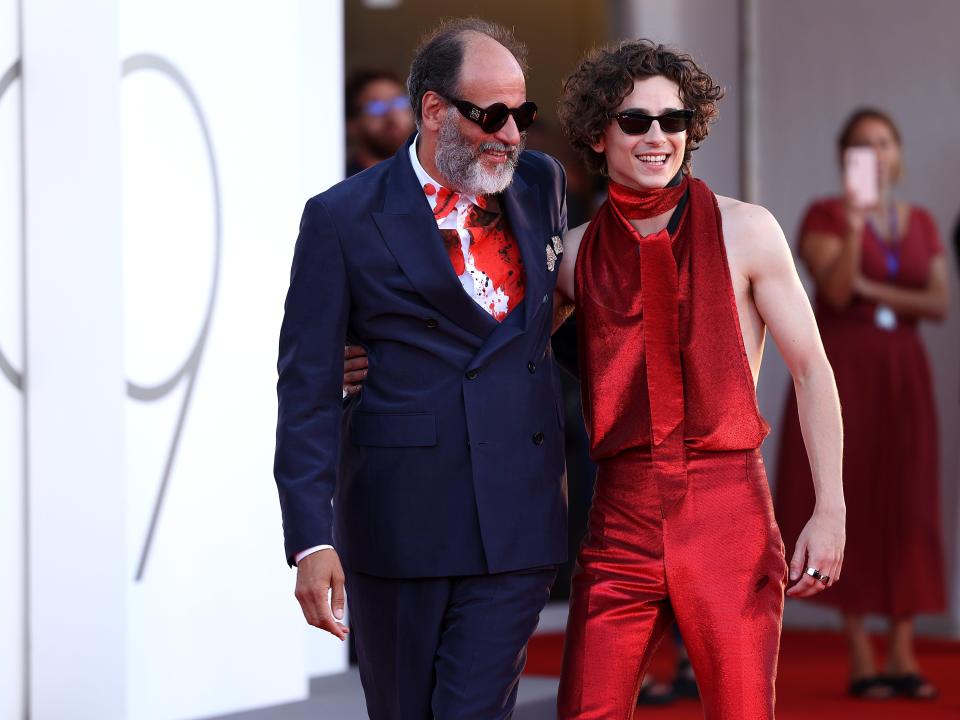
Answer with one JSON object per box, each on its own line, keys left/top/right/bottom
{"left": 553, "top": 40, "right": 846, "bottom": 719}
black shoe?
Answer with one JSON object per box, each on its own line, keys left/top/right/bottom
{"left": 637, "top": 676, "right": 676, "bottom": 706}
{"left": 672, "top": 659, "right": 699, "bottom": 700}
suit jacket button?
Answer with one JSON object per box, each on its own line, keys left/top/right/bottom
{"left": 527, "top": 361, "right": 537, "bottom": 374}
{"left": 466, "top": 369, "right": 479, "bottom": 380}
{"left": 425, "top": 318, "right": 439, "bottom": 328}
{"left": 533, "top": 431, "right": 545, "bottom": 445}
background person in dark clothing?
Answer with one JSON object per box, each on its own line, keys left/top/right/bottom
{"left": 345, "top": 69, "right": 415, "bottom": 176}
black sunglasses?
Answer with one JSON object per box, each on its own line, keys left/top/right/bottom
{"left": 442, "top": 95, "right": 538, "bottom": 134}
{"left": 610, "top": 109, "right": 694, "bottom": 135}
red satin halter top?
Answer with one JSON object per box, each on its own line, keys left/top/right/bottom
{"left": 575, "top": 177, "right": 770, "bottom": 460}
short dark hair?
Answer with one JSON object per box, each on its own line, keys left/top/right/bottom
{"left": 345, "top": 68, "right": 405, "bottom": 120}
{"left": 837, "top": 106, "right": 902, "bottom": 155}
{"left": 558, "top": 39, "right": 723, "bottom": 175}
{"left": 406, "top": 17, "right": 528, "bottom": 127}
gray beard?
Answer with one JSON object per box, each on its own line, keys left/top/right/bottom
{"left": 434, "top": 108, "right": 523, "bottom": 196}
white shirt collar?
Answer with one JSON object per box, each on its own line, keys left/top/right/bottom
{"left": 408, "top": 134, "right": 479, "bottom": 206}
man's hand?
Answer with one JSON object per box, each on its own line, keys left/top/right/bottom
{"left": 786, "top": 506, "right": 846, "bottom": 598}
{"left": 343, "top": 345, "right": 368, "bottom": 395}
{"left": 295, "top": 549, "right": 350, "bottom": 640}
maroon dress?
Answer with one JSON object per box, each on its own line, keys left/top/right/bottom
{"left": 774, "top": 197, "right": 946, "bottom": 617}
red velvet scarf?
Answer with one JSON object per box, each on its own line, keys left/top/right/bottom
{"left": 607, "top": 173, "right": 689, "bottom": 220}
{"left": 575, "top": 176, "right": 770, "bottom": 457}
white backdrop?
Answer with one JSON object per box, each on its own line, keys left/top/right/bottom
{"left": 0, "top": 0, "right": 24, "bottom": 716}
{"left": 120, "top": 1, "right": 346, "bottom": 718}
{"left": 5, "top": 1, "right": 347, "bottom": 717}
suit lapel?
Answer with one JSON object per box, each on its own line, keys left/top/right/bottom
{"left": 468, "top": 170, "right": 549, "bottom": 368}
{"left": 372, "top": 140, "right": 497, "bottom": 340}
{"left": 501, "top": 173, "right": 547, "bottom": 331}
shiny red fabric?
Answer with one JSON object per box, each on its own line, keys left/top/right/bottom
{"left": 607, "top": 175, "right": 688, "bottom": 220}
{"left": 576, "top": 177, "right": 770, "bottom": 461}
{"left": 559, "top": 178, "right": 786, "bottom": 719}
{"left": 558, "top": 446, "right": 787, "bottom": 719}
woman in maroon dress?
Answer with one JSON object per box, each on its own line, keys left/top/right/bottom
{"left": 775, "top": 108, "right": 950, "bottom": 700}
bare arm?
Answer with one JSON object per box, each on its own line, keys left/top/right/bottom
{"left": 555, "top": 222, "right": 587, "bottom": 304}
{"left": 854, "top": 256, "right": 949, "bottom": 321}
{"left": 743, "top": 204, "right": 846, "bottom": 597}
{"left": 800, "top": 195, "right": 865, "bottom": 310}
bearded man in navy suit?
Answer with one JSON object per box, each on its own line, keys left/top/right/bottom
{"left": 274, "top": 17, "right": 569, "bottom": 719}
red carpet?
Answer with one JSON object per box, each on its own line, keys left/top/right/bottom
{"left": 524, "top": 630, "right": 960, "bottom": 718}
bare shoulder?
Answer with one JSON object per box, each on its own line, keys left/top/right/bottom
{"left": 716, "top": 195, "right": 783, "bottom": 242}
{"left": 563, "top": 221, "right": 591, "bottom": 256}
{"left": 557, "top": 220, "right": 591, "bottom": 300}
{"left": 715, "top": 194, "right": 795, "bottom": 282}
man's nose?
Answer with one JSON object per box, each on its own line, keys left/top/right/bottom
{"left": 493, "top": 114, "right": 522, "bottom": 146}
{"left": 645, "top": 120, "right": 668, "bottom": 143}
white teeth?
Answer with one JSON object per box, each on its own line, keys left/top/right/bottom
{"left": 638, "top": 154, "right": 667, "bottom": 163}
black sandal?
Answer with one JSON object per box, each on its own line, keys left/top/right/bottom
{"left": 848, "top": 676, "right": 894, "bottom": 699}
{"left": 884, "top": 674, "right": 939, "bottom": 700}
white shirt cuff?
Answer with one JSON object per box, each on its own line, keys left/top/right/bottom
{"left": 295, "top": 545, "right": 333, "bottom": 565}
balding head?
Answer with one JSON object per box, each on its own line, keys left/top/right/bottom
{"left": 406, "top": 18, "right": 528, "bottom": 127}
{"left": 457, "top": 32, "right": 526, "bottom": 107}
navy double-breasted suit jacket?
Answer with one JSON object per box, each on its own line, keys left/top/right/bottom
{"left": 274, "top": 137, "right": 568, "bottom": 578}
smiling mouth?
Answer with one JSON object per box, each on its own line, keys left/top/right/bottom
{"left": 636, "top": 153, "right": 669, "bottom": 167}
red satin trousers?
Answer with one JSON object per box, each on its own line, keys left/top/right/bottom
{"left": 558, "top": 441, "right": 788, "bottom": 719}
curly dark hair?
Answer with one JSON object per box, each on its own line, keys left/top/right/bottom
{"left": 407, "top": 17, "right": 528, "bottom": 128}
{"left": 558, "top": 39, "right": 723, "bottom": 175}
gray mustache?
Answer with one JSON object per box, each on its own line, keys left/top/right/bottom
{"left": 478, "top": 142, "right": 519, "bottom": 156}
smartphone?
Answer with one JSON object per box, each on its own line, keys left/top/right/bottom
{"left": 844, "top": 146, "right": 879, "bottom": 208}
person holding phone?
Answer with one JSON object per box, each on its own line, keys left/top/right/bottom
{"left": 774, "top": 108, "right": 950, "bottom": 700}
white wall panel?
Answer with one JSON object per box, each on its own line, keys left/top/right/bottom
{"left": 0, "top": 0, "right": 25, "bottom": 715}
{"left": 22, "top": 0, "right": 127, "bottom": 716}
{"left": 119, "top": 2, "right": 347, "bottom": 717}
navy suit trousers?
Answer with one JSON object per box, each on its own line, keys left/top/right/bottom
{"left": 347, "top": 567, "right": 557, "bottom": 719}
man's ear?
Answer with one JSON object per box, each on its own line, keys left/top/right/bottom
{"left": 420, "top": 91, "right": 447, "bottom": 133}
{"left": 590, "top": 134, "right": 605, "bottom": 155}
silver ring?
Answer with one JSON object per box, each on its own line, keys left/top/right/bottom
{"left": 805, "top": 567, "right": 822, "bottom": 580}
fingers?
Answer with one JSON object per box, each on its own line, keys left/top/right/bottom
{"left": 786, "top": 574, "right": 818, "bottom": 598}
{"left": 787, "top": 553, "right": 842, "bottom": 598}
{"left": 344, "top": 368, "right": 367, "bottom": 384}
{"left": 344, "top": 356, "right": 369, "bottom": 373}
{"left": 330, "top": 572, "right": 347, "bottom": 623}
{"left": 343, "top": 346, "right": 369, "bottom": 395}
{"left": 788, "top": 538, "right": 807, "bottom": 584}
{"left": 296, "top": 584, "right": 349, "bottom": 641}
{"left": 295, "top": 576, "right": 349, "bottom": 641}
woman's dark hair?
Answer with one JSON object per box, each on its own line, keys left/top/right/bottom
{"left": 406, "top": 17, "right": 528, "bottom": 127}
{"left": 837, "top": 107, "right": 902, "bottom": 155}
{"left": 558, "top": 39, "right": 723, "bottom": 175}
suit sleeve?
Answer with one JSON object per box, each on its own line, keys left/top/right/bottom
{"left": 274, "top": 197, "right": 349, "bottom": 566}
